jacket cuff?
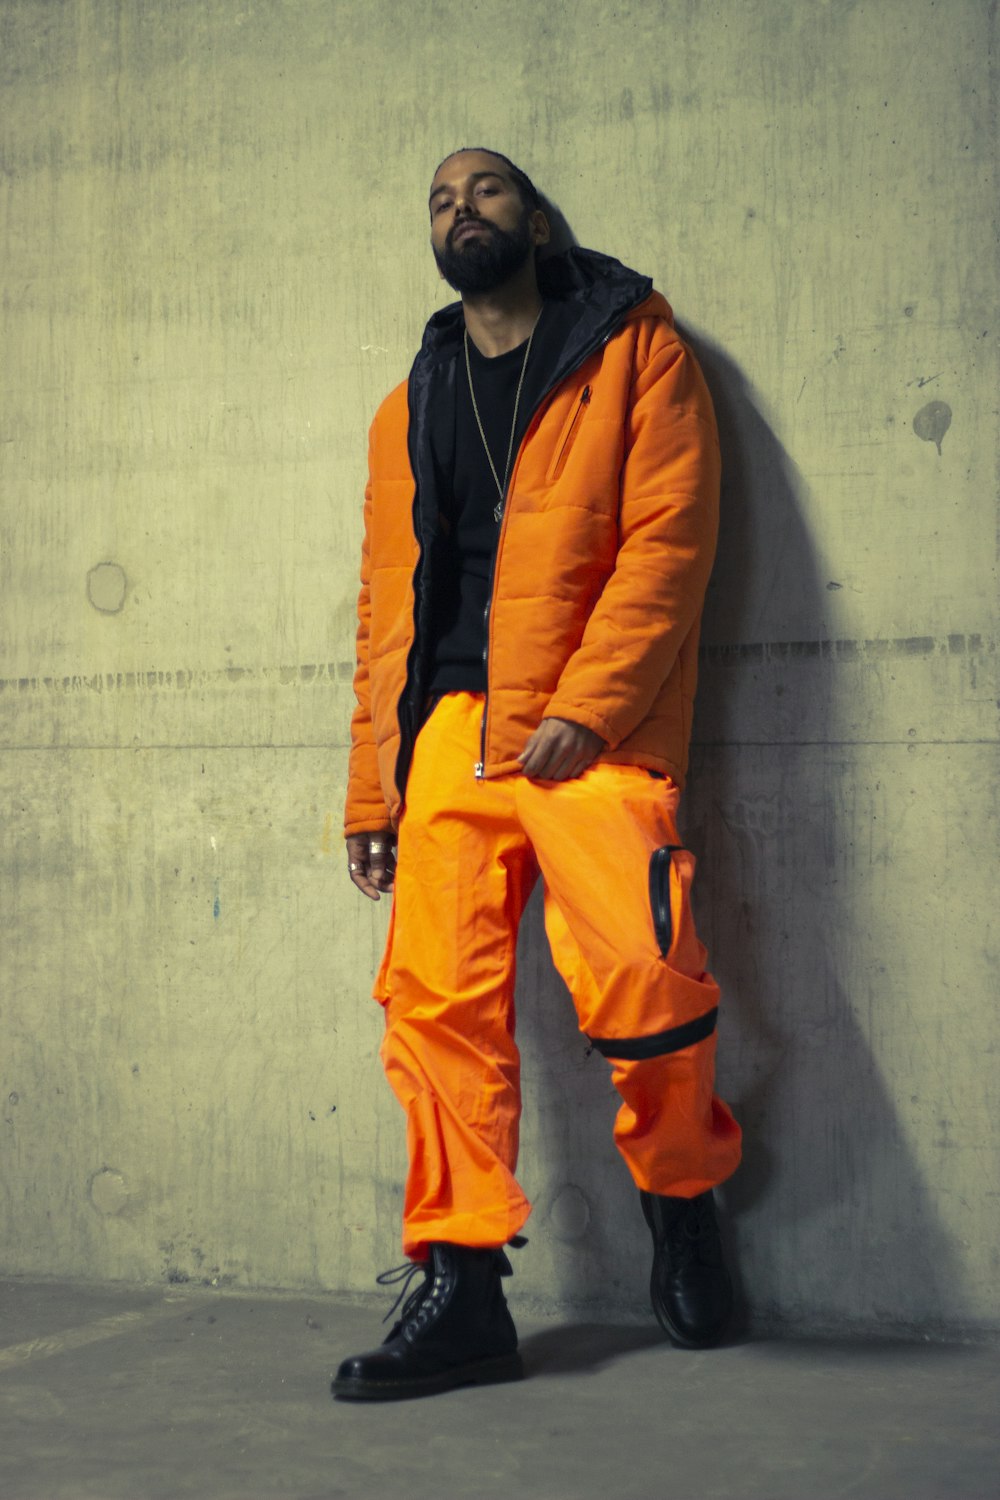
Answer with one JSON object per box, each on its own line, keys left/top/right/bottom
{"left": 543, "top": 700, "right": 621, "bottom": 749}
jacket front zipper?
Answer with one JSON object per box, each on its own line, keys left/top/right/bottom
{"left": 478, "top": 377, "right": 601, "bottom": 778}
{"left": 477, "top": 378, "right": 605, "bottom": 776}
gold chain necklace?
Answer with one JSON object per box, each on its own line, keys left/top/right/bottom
{"left": 464, "top": 306, "right": 543, "bottom": 523}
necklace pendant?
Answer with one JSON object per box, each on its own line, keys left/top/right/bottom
{"left": 493, "top": 499, "right": 504, "bottom": 524}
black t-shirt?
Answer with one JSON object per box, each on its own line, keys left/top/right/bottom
{"left": 428, "top": 301, "right": 571, "bottom": 693}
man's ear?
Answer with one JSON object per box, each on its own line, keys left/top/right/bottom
{"left": 531, "top": 209, "right": 551, "bottom": 248}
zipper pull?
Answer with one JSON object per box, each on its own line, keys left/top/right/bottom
{"left": 474, "top": 761, "right": 485, "bottom": 779}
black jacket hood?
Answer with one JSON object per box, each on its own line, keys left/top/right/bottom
{"left": 417, "top": 247, "right": 655, "bottom": 367}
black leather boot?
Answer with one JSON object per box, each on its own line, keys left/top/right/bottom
{"left": 640, "top": 1189, "right": 734, "bottom": 1348}
{"left": 331, "top": 1242, "right": 523, "bottom": 1401}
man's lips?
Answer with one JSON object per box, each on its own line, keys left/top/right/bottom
{"left": 452, "top": 220, "right": 491, "bottom": 246}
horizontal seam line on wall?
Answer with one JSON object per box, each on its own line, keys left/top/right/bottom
{"left": 0, "top": 739, "right": 995, "bottom": 753}
{"left": 0, "top": 633, "right": 994, "bottom": 699}
{"left": 0, "top": 743, "right": 353, "bottom": 752}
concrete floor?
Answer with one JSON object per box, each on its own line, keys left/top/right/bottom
{"left": 0, "top": 1279, "right": 997, "bottom": 1500}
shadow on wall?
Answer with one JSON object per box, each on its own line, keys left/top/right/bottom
{"left": 685, "top": 334, "right": 961, "bottom": 1329}
{"left": 513, "top": 308, "right": 962, "bottom": 1332}
{"left": 687, "top": 329, "right": 827, "bottom": 649}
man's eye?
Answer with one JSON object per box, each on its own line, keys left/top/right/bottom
{"left": 433, "top": 200, "right": 451, "bottom": 215}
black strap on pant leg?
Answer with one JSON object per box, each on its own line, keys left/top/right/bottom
{"left": 587, "top": 1007, "right": 719, "bottom": 1061}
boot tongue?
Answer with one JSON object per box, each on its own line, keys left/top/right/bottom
{"left": 428, "top": 1241, "right": 522, "bottom": 1278}
{"left": 430, "top": 1243, "right": 454, "bottom": 1274}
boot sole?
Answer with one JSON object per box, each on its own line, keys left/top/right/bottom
{"left": 331, "top": 1351, "right": 524, "bottom": 1402}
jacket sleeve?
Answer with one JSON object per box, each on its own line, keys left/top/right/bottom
{"left": 344, "top": 430, "right": 393, "bottom": 837}
{"left": 544, "top": 325, "right": 720, "bottom": 748}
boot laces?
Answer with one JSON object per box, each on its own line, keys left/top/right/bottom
{"left": 376, "top": 1260, "right": 431, "bottom": 1327}
{"left": 376, "top": 1239, "right": 525, "bottom": 1333}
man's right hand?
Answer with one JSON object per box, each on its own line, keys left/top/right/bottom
{"left": 346, "top": 831, "right": 396, "bottom": 901}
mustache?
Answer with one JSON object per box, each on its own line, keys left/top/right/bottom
{"left": 447, "top": 218, "right": 497, "bottom": 251}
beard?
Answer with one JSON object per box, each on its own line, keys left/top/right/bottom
{"left": 433, "top": 208, "right": 535, "bottom": 295}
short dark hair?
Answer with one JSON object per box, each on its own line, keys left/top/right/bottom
{"left": 433, "top": 148, "right": 541, "bottom": 213}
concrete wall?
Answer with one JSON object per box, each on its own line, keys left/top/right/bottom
{"left": 1, "top": 0, "right": 996, "bottom": 1335}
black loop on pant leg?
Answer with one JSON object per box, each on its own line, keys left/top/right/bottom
{"left": 649, "top": 844, "right": 685, "bottom": 956}
{"left": 587, "top": 1007, "right": 719, "bottom": 1061}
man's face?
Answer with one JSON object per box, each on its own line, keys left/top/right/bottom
{"left": 428, "top": 151, "right": 540, "bottom": 295}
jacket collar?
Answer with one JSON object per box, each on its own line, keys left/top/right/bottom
{"left": 416, "top": 247, "right": 662, "bottom": 371}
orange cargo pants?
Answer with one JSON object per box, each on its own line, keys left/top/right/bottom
{"left": 374, "top": 692, "right": 741, "bottom": 1259}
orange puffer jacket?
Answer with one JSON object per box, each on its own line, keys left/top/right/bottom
{"left": 345, "top": 249, "right": 720, "bottom": 836}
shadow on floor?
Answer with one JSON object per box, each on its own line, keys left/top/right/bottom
{"left": 517, "top": 1320, "right": 665, "bottom": 1376}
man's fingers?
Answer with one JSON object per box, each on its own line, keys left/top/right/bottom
{"left": 369, "top": 855, "right": 396, "bottom": 891}
{"left": 519, "top": 740, "right": 549, "bottom": 779}
{"left": 519, "top": 719, "right": 604, "bottom": 780}
{"left": 367, "top": 836, "right": 395, "bottom": 890}
{"left": 521, "top": 734, "right": 555, "bottom": 777}
{"left": 348, "top": 856, "right": 382, "bottom": 900}
{"left": 347, "top": 833, "right": 396, "bottom": 900}
{"left": 542, "top": 745, "right": 575, "bottom": 780}
{"left": 518, "top": 723, "right": 563, "bottom": 779}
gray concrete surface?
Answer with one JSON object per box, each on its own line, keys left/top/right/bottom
{"left": 1, "top": 1279, "right": 996, "bottom": 1500}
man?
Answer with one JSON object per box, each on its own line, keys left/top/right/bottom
{"left": 333, "top": 149, "right": 742, "bottom": 1402}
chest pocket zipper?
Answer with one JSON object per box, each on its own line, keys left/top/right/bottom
{"left": 548, "top": 385, "right": 591, "bottom": 481}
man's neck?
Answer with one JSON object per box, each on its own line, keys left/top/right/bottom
{"left": 461, "top": 264, "right": 543, "bottom": 357}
